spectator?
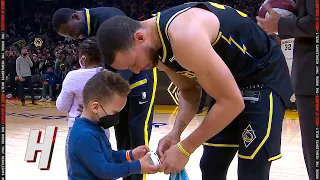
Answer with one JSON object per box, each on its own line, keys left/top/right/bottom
{"left": 57, "top": 63, "right": 68, "bottom": 87}
{"left": 30, "top": 54, "right": 39, "bottom": 75}
{"left": 16, "top": 48, "right": 37, "bottom": 106}
{"left": 39, "top": 66, "right": 58, "bottom": 102}
{"left": 5, "top": 51, "right": 19, "bottom": 100}
{"left": 130, "top": 4, "right": 139, "bottom": 19}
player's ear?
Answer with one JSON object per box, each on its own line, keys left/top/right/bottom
{"left": 71, "top": 13, "right": 80, "bottom": 21}
{"left": 133, "top": 31, "right": 146, "bottom": 44}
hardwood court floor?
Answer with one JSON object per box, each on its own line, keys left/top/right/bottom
{"left": 5, "top": 101, "right": 308, "bottom": 180}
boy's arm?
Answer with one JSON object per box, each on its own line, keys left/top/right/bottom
{"left": 112, "top": 150, "right": 135, "bottom": 163}
{"left": 75, "top": 133, "right": 141, "bottom": 179}
{"left": 45, "top": 74, "right": 50, "bottom": 82}
{"left": 52, "top": 73, "right": 58, "bottom": 84}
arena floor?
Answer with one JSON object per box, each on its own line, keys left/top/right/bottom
{"left": 5, "top": 100, "right": 308, "bottom": 180}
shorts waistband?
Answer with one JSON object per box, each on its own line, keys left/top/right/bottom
{"left": 240, "top": 84, "right": 265, "bottom": 90}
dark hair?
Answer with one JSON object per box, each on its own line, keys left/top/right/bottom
{"left": 82, "top": 71, "right": 130, "bottom": 106}
{"left": 79, "top": 37, "right": 101, "bottom": 64}
{"left": 96, "top": 16, "right": 142, "bottom": 65}
{"left": 52, "top": 8, "right": 76, "bottom": 32}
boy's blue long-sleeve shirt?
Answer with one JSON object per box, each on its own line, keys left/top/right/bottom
{"left": 45, "top": 72, "right": 58, "bottom": 85}
{"left": 68, "top": 117, "right": 141, "bottom": 180}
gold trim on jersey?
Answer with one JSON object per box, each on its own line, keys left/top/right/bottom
{"left": 203, "top": 143, "right": 239, "bottom": 148}
{"left": 156, "top": 12, "right": 167, "bottom": 63}
{"left": 220, "top": 34, "right": 248, "bottom": 54}
{"left": 212, "top": 31, "right": 250, "bottom": 56}
{"left": 165, "top": 7, "right": 191, "bottom": 41}
{"left": 84, "top": 8, "right": 91, "bottom": 36}
{"left": 211, "top": 31, "right": 222, "bottom": 46}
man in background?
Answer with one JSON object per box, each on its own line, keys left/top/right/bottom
{"left": 6, "top": 51, "right": 19, "bottom": 100}
{"left": 257, "top": 2, "right": 315, "bottom": 179}
{"left": 16, "top": 48, "right": 37, "bottom": 106}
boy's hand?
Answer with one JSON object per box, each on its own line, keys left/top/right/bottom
{"left": 139, "top": 153, "right": 159, "bottom": 174}
{"left": 43, "top": 81, "right": 48, "bottom": 85}
{"left": 132, "top": 145, "right": 149, "bottom": 160}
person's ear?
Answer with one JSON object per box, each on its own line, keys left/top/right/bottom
{"left": 79, "top": 55, "right": 87, "bottom": 66}
{"left": 91, "top": 102, "right": 99, "bottom": 114}
{"left": 71, "top": 13, "right": 80, "bottom": 21}
{"left": 133, "top": 31, "right": 146, "bottom": 44}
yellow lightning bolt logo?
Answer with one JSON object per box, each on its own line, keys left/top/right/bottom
{"left": 220, "top": 34, "right": 247, "bottom": 54}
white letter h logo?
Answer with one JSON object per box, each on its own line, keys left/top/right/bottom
{"left": 24, "top": 126, "right": 58, "bottom": 170}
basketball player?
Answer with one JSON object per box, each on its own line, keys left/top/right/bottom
{"left": 96, "top": 2, "right": 293, "bottom": 179}
{"left": 52, "top": 8, "right": 157, "bottom": 180}
{"left": 257, "top": 3, "right": 316, "bottom": 180}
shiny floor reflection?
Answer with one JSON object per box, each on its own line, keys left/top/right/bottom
{"left": 5, "top": 104, "right": 308, "bottom": 180}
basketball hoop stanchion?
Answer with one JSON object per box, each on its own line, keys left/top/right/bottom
{"left": 315, "top": 0, "right": 319, "bottom": 178}
{"left": 0, "top": 0, "right": 5, "bottom": 179}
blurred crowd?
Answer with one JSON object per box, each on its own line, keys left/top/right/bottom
{"left": 5, "top": 0, "right": 264, "bottom": 103}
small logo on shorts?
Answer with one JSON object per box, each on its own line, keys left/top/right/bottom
{"left": 142, "top": 92, "right": 147, "bottom": 100}
{"left": 242, "top": 124, "right": 256, "bottom": 148}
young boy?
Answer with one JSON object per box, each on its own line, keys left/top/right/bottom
{"left": 40, "top": 66, "right": 58, "bottom": 102}
{"left": 67, "top": 71, "right": 159, "bottom": 180}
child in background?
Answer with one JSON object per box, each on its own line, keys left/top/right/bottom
{"left": 67, "top": 71, "right": 159, "bottom": 180}
{"left": 40, "top": 66, "right": 57, "bottom": 102}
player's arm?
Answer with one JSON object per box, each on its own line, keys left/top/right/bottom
{"left": 168, "top": 9, "right": 245, "bottom": 154}
{"left": 278, "top": 0, "right": 315, "bottom": 38}
{"left": 158, "top": 63, "right": 202, "bottom": 136}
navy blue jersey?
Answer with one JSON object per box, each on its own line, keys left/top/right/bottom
{"left": 85, "top": 7, "right": 126, "bottom": 37}
{"left": 85, "top": 7, "right": 154, "bottom": 87}
{"left": 156, "top": 2, "right": 293, "bottom": 107}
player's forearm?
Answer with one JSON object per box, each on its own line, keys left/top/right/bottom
{"left": 181, "top": 99, "right": 244, "bottom": 153}
{"left": 171, "top": 86, "right": 201, "bottom": 136}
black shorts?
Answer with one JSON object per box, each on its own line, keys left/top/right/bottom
{"left": 203, "top": 87, "right": 285, "bottom": 161}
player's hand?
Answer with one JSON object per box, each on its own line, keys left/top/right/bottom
{"left": 19, "top": 77, "right": 25, "bottom": 82}
{"left": 139, "top": 153, "right": 159, "bottom": 174}
{"left": 132, "top": 145, "right": 149, "bottom": 160}
{"left": 159, "top": 144, "right": 189, "bottom": 174}
{"left": 156, "top": 131, "right": 180, "bottom": 158}
{"left": 256, "top": 4, "right": 281, "bottom": 34}
{"left": 43, "top": 81, "right": 48, "bottom": 85}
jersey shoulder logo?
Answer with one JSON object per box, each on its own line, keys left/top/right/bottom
{"left": 169, "top": 55, "right": 176, "bottom": 62}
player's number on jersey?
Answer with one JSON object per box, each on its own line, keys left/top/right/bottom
{"left": 209, "top": 2, "right": 248, "bottom": 17}
{"left": 285, "top": 44, "right": 292, "bottom": 50}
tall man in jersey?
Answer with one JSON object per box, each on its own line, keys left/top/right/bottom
{"left": 52, "top": 7, "right": 157, "bottom": 180}
{"left": 257, "top": 3, "right": 315, "bottom": 179}
{"left": 96, "top": 2, "right": 293, "bottom": 180}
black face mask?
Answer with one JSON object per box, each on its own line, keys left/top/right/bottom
{"left": 96, "top": 103, "right": 120, "bottom": 129}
